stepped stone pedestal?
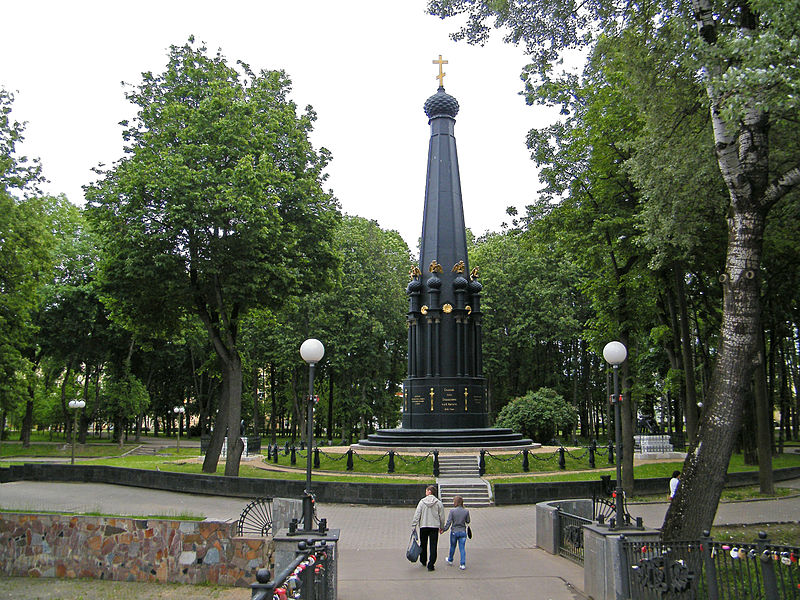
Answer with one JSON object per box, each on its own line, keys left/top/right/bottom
{"left": 356, "top": 427, "right": 532, "bottom": 449}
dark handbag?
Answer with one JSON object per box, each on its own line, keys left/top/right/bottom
{"left": 467, "top": 526, "right": 472, "bottom": 539}
{"left": 406, "top": 530, "right": 421, "bottom": 562}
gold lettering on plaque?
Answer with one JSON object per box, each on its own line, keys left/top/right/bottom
{"left": 429, "top": 388, "right": 435, "bottom": 411}
{"left": 464, "top": 388, "right": 468, "bottom": 411}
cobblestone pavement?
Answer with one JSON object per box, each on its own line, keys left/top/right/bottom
{"left": 2, "top": 480, "right": 799, "bottom": 600}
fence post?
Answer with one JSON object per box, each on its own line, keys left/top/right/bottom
{"left": 522, "top": 449, "right": 529, "bottom": 472}
{"left": 388, "top": 450, "right": 395, "bottom": 473}
{"left": 757, "top": 531, "right": 780, "bottom": 600}
{"left": 314, "top": 447, "right": 320, "bottom": 469}
{"left": 315, "top": 540, "right": 328, "bottom": 600}
{"left": 266, "top": 444, "right": 272, "bottom": 461}
{"left": 700, "top": 530, "right": 719, "bottom": 600}
{"left": 433, "top": 450, "right": 440, "bottom": 477}
{"left": 300, "top": 440, "right": 305, "bottom": 451}
{"left": 346, "top": 449, "right": 353, "bottom": 471}
{"left": 479, "top": 450, "right": 486, "bottom": 476}
{"left": 589, "top": 441, "right": 596, "bottom": 468}
{"left": 298, "top": 540, "right": 315, "bottom": 600}
{"left": 290, "top": 446, "right": 297, "bottom": 465}
{"left": 617, "top": 534, "right": 632, "bottom": 600}
{"left": 250, "top": 568, "right": 274, "bottom": 600}
{"left": 273, "top": 444, "right": 279, "bottom": 464}
{"left": 608, "top": 442, "right": 614, "bottom": 465}
{"left": 553, "top": 506, "right": 562, "bottom": 557}
{"left": 558, "top": 447, "right": 566, "bottom": 470}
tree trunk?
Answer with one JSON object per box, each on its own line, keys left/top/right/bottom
{"left": 662, "top": 205, "right": 767, "bottom": 540}
{"left": 223, "top": 356, "right": 244, "bottom": 476}
{"left": 328, "top": 375, "right": 334, "bottom": 442}
{"left": 270, "top": 363, "right": 277, "bottom": 446}
{"left": 674, "top": 264, "right": 699, "bottom": 443}
{"left": 620, "top": 348, "right": 635, "bottom": 494}
{"left": 740, "top": 390, "right": 757, "bottom": 464}
{"left": 754, "top": 336, "right": 774, "bottom": 494}
{"left": 660, "top": 0, "right": 800, "bottom": 538}
{"left": 202, "top": 383, "right": 229, "bottom": 473}
{"left": 252, "top": 365, "right": 261, "bottom": 437}
{"left": 20, "top": 400, "right": 33, "bottom": 447}
{"left": 60, "top": 362, "right": 73, "bottom": 437}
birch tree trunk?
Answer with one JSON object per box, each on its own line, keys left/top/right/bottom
{"left": 662, "top": 0, "right": 800, "bottom": 541}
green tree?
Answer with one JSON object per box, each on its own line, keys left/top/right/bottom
{"left": 86, "top": 39, "right": 339, "bottom": 475}
{"left": 0, "top": 89, "right": 51, "bottom": 441}
{"left": 495, "top": 387, "right": 577, "bottom": 442}
{"left": 429, "top": 0, "right": 800, "bottom": 540}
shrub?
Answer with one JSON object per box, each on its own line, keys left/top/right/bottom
{"left": 495, "top": 387, "right": 577, "bottom": 443}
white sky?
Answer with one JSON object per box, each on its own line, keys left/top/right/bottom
{"left": 1, "top": 1, "right": 559, "bottom": 249}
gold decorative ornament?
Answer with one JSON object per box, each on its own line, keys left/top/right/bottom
{"left": 451, "top": 260, "right": 465, "bottom": 274}
{"left": 442, "top": 303, "right": 453, "bottom": 313}
{"left": 420, "top": 305, "right": 429, "bottom": 315}
{"left": 432, "top": 54, "right": 448, "bottom": 87}
{"left": 470, "top": 266, "right": 479, "bottom": 280}
{"left": 465, "top": 305, "right": 472, "bottom": 314}
{"left": 409, "top": 265, "right": 422, "bottom": 280}
{"left": 429, "top": 259, "right": 443, "bottom": 273}
{"left": 429, "top": 388, "right": 435, "bottom": 411}
{"left": 464, "top": 388, "right": 468, "bottom": 411}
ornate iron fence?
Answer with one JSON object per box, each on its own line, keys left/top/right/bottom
{"left": 622, "top": 531, "right": 800, "bottom": 600}
{"left": 558, "top": 509, "right": 592, "bottom": 565}
{"left": 251, "top": 539, "right": 331, "bottom": 600}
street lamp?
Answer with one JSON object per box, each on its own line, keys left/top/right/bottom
{"left": 68, "top": 399, "right": 86, "bottom": 465}
{"left": 603, "top": 341, "right": 627, "bottom": 528}
{"left": 299, "top": 338, "right": 324, "bottom": 531}
{"left": 173, "top": 406, "right": 185, "bottom": 453}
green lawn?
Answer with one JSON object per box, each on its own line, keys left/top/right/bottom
{"left": 712, "top": 522, "right": 800, "bottom": 546}
{"left": 4, "top": 435, "right": 799, "bottom": 485}
{"left": 487, "top": 451, "right": 800, "bottom": 483}
{"left": 0, "top": 442, "right": 139, "bottom": 457}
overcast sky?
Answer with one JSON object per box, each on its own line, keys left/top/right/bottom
{"left": 2, "top": 1, "right": 559, "bottom": 249}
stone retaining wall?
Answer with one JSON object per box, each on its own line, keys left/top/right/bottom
{"left": 0, "top": 464, "right": 427, "bottom": 506}
{"left": 494, "top": 465, "right": 800, "bottom": 505}
{"left": 0, "top": 513, "right": 272, "bottom": 587}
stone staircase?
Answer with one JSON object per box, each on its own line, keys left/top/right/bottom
{"left": 437, "top": 454, "right": 492, "bottom": 507}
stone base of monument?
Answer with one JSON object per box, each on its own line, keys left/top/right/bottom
{"left": 354, "top": 427, "right": 535, "bottom": 449}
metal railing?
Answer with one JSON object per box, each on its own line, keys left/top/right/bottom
{"left": 622, "top": 531, "right": 800, "bottom": 599}
{"left": 557, "top": 509, "right": 592, "bottom": 565}
{"left": 251, "top": 539, "right": 331, "bottom": 600}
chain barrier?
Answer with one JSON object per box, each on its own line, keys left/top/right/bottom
{"left": 564, "top": 448, "right": 589, "bottom": 461}
{"left": 530, "top": 451, "right": 559, "bottom": 462}
{"left": 315, "top": 449, "right": 349, "bottom": 461}
{"left": 353, "top": 451, "right": 390, "bottom": 464}
{"left": 395, "top": 451, "right": 433, "bottom": 464}
{"left": 484, "top": 450, "right": 523, "bottom": 462}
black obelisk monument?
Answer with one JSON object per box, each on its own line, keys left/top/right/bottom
{"left": 402, "top": 64, "right": 487, "bottom": 429}
{"left": 358, "top": 58, "right": 531, "bottom": 448}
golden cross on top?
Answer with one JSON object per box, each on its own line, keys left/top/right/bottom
{"left": 433, "top": 54, "right": 448, "bottom": 87}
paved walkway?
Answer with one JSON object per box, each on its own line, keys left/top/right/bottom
{"left": 3, "top": 480, "right": 800, "bottom": 599}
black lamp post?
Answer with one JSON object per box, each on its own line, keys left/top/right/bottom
{"left": 603, "top": 341, "right": 627, "bottom": 528}
{"left": 299, "top": 338, "right": 324, "bottom": 531}
{"left": 173, "top": 405, "right": 185, "bottom": 453}
{"left": 68, "top": 399, "right": 85, "bottom": 465}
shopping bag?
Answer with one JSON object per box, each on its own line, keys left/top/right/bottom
{"left": 406, "top": 530, "right": 421, "bottom": 562}
{"left": 467, "top": 526, "right": 472, "bottom": 539}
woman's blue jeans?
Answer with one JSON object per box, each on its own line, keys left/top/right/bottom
{"left": 448, "top": 530, "right": 467, "bottom": 566}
